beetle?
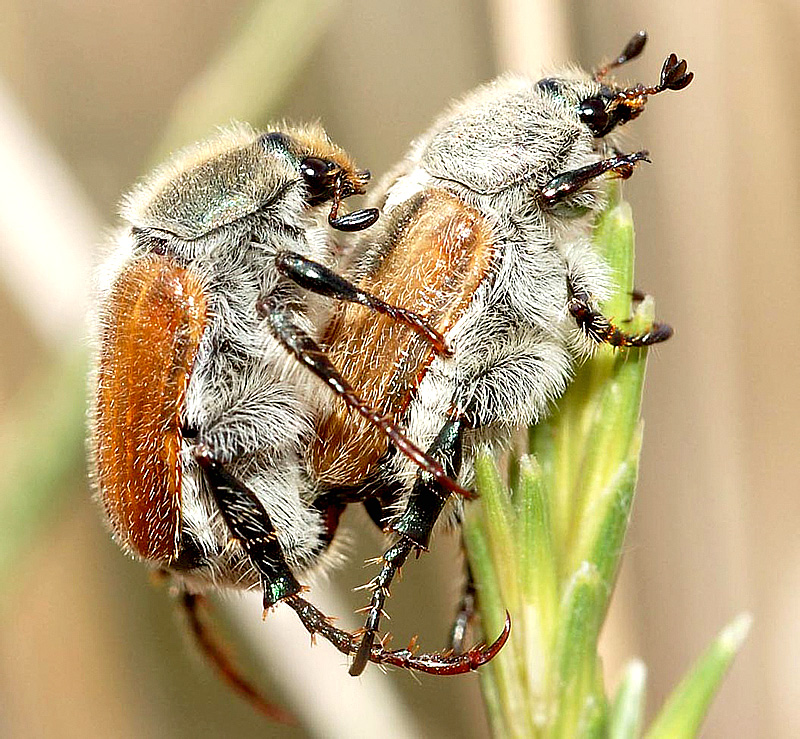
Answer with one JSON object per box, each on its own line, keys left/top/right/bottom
{"left": 302, "top": 32, "right": 693, "bottom": 675}
{"left": 89, "top": 122, "right": 507, "bottom": 717}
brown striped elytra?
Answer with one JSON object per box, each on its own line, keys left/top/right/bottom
{"left": 93, "top": 254, "right": 207, "bottom": 561}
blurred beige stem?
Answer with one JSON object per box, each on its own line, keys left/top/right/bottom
{"left": 487, "top": 0, "right": 570, "bottom": 73}
{"left": 154, "top": 0, "right": 338, "bottom": 160}
{"left": 225, "top": 587, "right": 421, "bottom": 739}
{"left": 0, "top": 81, "right": 100, "bottom": 345}
{"left": 0, "top": 81, "right": 412, "bottom": 736}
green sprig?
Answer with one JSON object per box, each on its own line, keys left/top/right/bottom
{"left": 464, "top": 187, "right": 749, "bottom": 737}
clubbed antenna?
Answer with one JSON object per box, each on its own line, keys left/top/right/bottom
{"left": 610, "top": 51, "right": 694, "bottom": 123}
{"left": 594, "top": 30, "right": 648, "bottom": 80}
{"left": 656, "top": 52, "right": 695, "bottom": 91}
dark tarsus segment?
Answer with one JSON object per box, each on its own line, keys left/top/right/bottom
{"left": 180, "top": 590, "right": 297, "bottom": 725}
{"left": 287, "top": 594, "right": 511, "bottom": 676}
{"left": 568, "top": 283, "right": 673, "bottom": 347}
{"left": 350, "top": 537, "right": 415, "bottom": 676}
{"left": 261, "top": 297, "right": 469, "bottom": 499}
{"left": 328, "top": 207, "right": 380, "bottom": 232}
{"left": 195, "top": 446, "right": 302, "bottom": 608}
{"left": 196, "top": 446, "right": 505, "bottom": 675}
{"left": 350, "top": 416, "right": 469, "bottom": 676}
{"left": 539, "top": 151, "right": 650, "bottom": 206}
{"left": 326, "top": 171, "right": 380, "bottom": 232}
{"left": 275, "top": 251, "right": 451, "bottom": 355}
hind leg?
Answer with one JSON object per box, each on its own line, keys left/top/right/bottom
{"left": 195, "top": 445, "right": 508, "bottom": 675}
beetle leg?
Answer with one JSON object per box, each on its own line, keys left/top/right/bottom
{"left": 260, "top": 297, "right": 468, "bottom": 499}
{"left": 568, "top": 281, "right": 673, "bottom": 347}
{"left": 285, "top": 594, "right": 511, "bottom": 676}
{"left": 179, "top": 590, "right": 296, "bottom": 724}
{"left": 350, "top": 415, "right": 474, "bottom": 676}
{"left": 274, "top": 251, "right": 451, "bottom": 356}
{"left": 194, "top": 447, "right": 502, "bottom": 679}
{"left": 539, "top": 151, "right": 650, "bottom": 206}
{"left": 195, "top": 445, "right": 303, "bottom": 608}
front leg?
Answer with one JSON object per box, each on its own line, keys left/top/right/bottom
{"left": 539, "top": 151, "right": 650, "bottom": 206}
{"left": 275, "top": 251, "right": 451, "bottom": 355}
{"left": 350, "top": 415, "right": 470, "bottom": 676}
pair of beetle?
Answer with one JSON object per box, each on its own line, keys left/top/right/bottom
{"left": 90, "top": 32, "right": 691, "bottom": 716}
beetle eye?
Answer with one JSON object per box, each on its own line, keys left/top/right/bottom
{"left": 578, "top": 97, "right": 610, "bottom": 137}
{"left": 300, "top": 157, "right": 338, "bottom": 204}
{"left": 536, "top": 77, "right": 562, "bottom": 95}
{"left": 300, "top": 157, "right": 336, "bottom": 184}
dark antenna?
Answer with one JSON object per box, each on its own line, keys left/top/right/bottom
{"left": 615, "top": 52, "right": 694, "bottom": 106}
{"left": 594, "top": 30, "right": 649, "bottom": 80}
{"left": 327, "top": 173, "right": 380, "bottom": 232}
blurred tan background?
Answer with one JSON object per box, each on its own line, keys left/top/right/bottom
{"left": 0, "top": 1, "right": 797, "bottom": 737}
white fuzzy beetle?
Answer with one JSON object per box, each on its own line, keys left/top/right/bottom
{"left": 306, "top": 32, "right": 692, "bottom": 674}
{"left": 89, "top": 123, "right": 494, "bottom": 718}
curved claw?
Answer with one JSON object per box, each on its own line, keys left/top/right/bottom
{"left": 369, "top": 611, "right": 512, "bottom": 675}
{"left": 286, "top": 595, "right": 511, "bottom": 677}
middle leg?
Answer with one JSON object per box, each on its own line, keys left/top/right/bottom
{"left": 350, "top": 413, "right": 474, "bottom": 676}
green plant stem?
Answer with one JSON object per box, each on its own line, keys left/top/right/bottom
{"left": 465, "top": 188, "right": 749, "bottom": 736}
